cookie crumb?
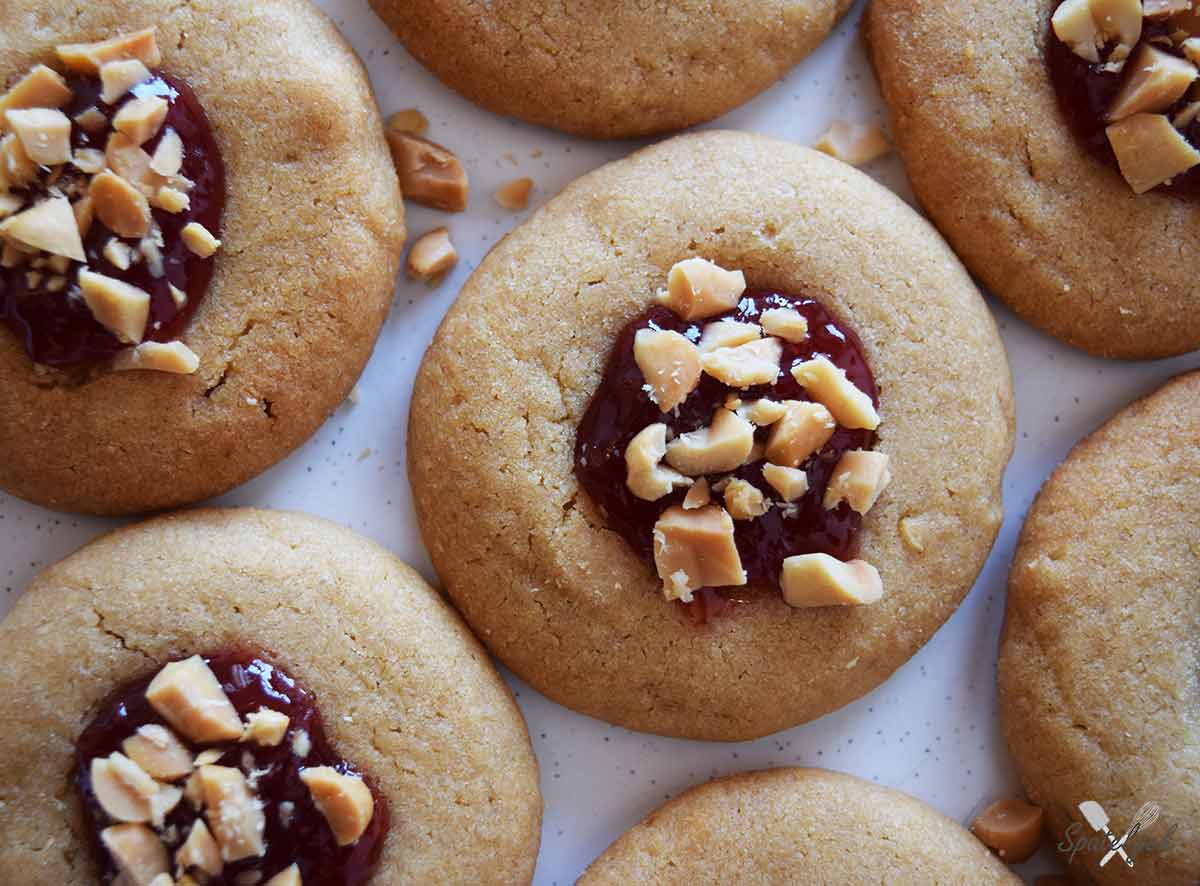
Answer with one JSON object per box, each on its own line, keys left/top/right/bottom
{"left": 494, "top": 177, "right": 534, "bottom": 211}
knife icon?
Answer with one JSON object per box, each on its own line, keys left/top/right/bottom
{"left": 1078, "top": 801, "right": 1134, "bottom": 868}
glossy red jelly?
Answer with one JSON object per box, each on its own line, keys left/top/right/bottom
{"left": 1046, "top": 4, "right": 1200, "bottom": 198}
{"left": 575, "top": 291, "right": 878, "bottom": 619}
{"left": 75, "top": 651, "right": 387, "bottom": 885}
{"left": 0, "top": 71, "right": 225, "bottom": 366}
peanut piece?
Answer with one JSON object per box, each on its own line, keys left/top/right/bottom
{"left": 824, "top": 450, "right": 892, "bottom": 515}
{"left": 100, "top": 824, "right": 169, "bottom": 886}
{"left": 99, "top": 59, "right": 152, "bottom": 105}
{"left": 652, "top": 505, "right": 746, "bottom": 601}
{"left": 5, "top": 108, "right": 72, "bottom": 166}
{"left": 494, "top": 177, "right": 533, "bottom": 211}
{"left": 791, "top": 356, "right": 880, "bottom": 430}
{"left": 122, "top": 724, "right": 193, "bottom": 781}
{"left": 91, "top": 753, "right": 158, "bottom": 822}
{"left": 1107, "top": 44, "right": 1197, "bottom": 121}
{"left": 701, "top": 337, "right": 783, "bottom": 388}
{"left": 970, "top": 798, "right": 1044, "bottom": 863}
{"left": 1, "top": 133, "right": 37, "bottom": 188}
{"left": 814, "top": 121, "right": 891, "bottom": 166}
{"left": 265, "top": 864, "right": 302, "bottom": 886}
{"left": 1107, "top": 112, "right": 1200, "bottom": 192}
{"left": 762, "top": 463, "right": 809, "bottom": 501}
{"left": 665, "top": 407, "right": 755, "bottom": 476}
{"left": 112, "top": 340, "right": 201, "bottom": 375}
{"left": 682, "top": 477, "right": 711, "bottom": 509}
{"left": 145, "top": 655, "right": 243, "bottom": 743}
{"left": 765, "top": 401, "right": 836, "bottom": 467}
{"left": 697, "top": 319, "right": 761, "bottom": 353}
{"left": 723, "top": 478, "right": 768, "bottom": 520}
{"left": 197, "top": 765, "right": 267, "bottom": 861}
{"left": 107, "top": 132, "right": 164, "bottom": 195}
{"left": 300, "top": 767, "right": 375, "bottom": 847}
{"left": 659, "top": 258, "right": 746, "bottom": 320}
{"left": 406, "top": 227, "right": 458, "bottom": 281}
{"left": 149, "top": 128, "right": 183, "bottom": 177}
{"left": 626, "top": 423, "right": 692, "bottom": 502}
{"left": 73, "top": 147, "right": 106, "bottom": 174}
{"left": 91, "top": 169, "right": 152, "bottom": 239}
{"left": 1090, "top": 0, "right": 1143, "bottom": 50}
{"left": 634, "top": 328, "right": 701, "bottom": 411}
{"left": 0, "top": 65, "right": 73, "bottom": 120}
{"left": 180, "top": 221, "right": 221, "bottom": 258}
{"left": 113, "top": 96, "right": 169, "bottom": 145}
{"left": 79, "top": 269, "right": 151, "bottom": 344}
{"left": 57, "top": 28, "right": 162, "bottom": 74}
{"left": 1051, "top": 0, "right": 1103, "bottom": 63}
{"left": 780, "top": 554, "right": 883, "bottom": 608}
{"left": 742, "top": 398, "right": 788, "bottom": 426}
{"left": 0, "top": 196, "right": 85, "bottom": 261}
{"left": 759, "top": 307, "right": 809, "bottom": 342}
{"left": 176, "top": 820, "right": 223, "bottom": 877}
{"left": 242, "top": 708, "right": 290, "bottom": 747}
{"left": 386, "top": 132, "right": 469, "bottom": 212}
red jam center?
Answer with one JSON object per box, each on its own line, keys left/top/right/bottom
{"left": 75, "top": 651, "right": 387, "bottom": 885}
{"left": 574, "top": 290, "right": 878, "bottom": 619}
{"left": 1046, "top": 3, "right": 1200, "bottom": 198}
{"left": 0, "top": 71, "right": 225, "bottom": 366}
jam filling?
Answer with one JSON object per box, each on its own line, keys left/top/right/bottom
{"left": 75, "top": 651, "right": 387, "bottom": 885}
{"left": 574, "top": 290, "right": 878, "bottom": 617}
{"left": 1046, "top": 1, "right": 1200, "bottom": 197}
{"left": 0, "top": 71, "right": 224, "bottom": 366}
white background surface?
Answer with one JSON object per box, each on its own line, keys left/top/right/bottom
{"left": 3, "top": 1, "right": 1198, "bottom": 883}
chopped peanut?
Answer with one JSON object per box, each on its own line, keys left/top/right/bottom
{"left": 1107, "top": 112, "right": 1200, "bottom": 192}
{"left": 122, "top": 724, "right": 193, "bottom": 781}
{"left": 91, "top": 169, "right": 152, "bottom": 239}
{"left": 494, "top": 177, "right": 534, "bottom": 211}
{"left": 57, "top": 28, "right": 162, "bottom": 74}
{"left": 406, "top": 227, "right": 458, "bottom": 281}
{"left": 99, "top": 59, "right": 152, "bottom": 105}
{"left": 682, "top": 477, "right": 711, "bottom": 509}
{"left": 697, "top": 319, "right": 761, "bottom": 353}
{"left": 791, "top": 356, "right": 880, "bottom": 430}
{"left": 91, "top": 753, "right": 159, "bottom": 822}
{"left": 1107, "top": 44, "right": 1197, "bottom": 121}
{"left": 653, "top": 505, "right": 746, "bottom": 601}
{"left": 181, "top": 221, "right": 221, "bottom": 258}
{"left": 300, "top": 767, "right": 375, "bottom": 846}
{"left": 659, "top": 258, "right": 746, "bottom": 320}
{"left": 0, "top": 65, "right": 73, "bottom": 120}
{"left": 145, "top": 655, "right": 243, "bottom": 743}
{"left": 665, "top": 407, "right": 755, "bottom": 476}
{"left": 1052, "top": 0, "right": 1103, "bottom": 63}
{"left": 242, "top": 707, "right": 291, "bottom": 747}
{"left": 387, "top": 132, "right": 469, "bottom": 211}
{"left": 626, "top": 423, "right": 692, "bottom": 501}
{"left": 634, "top": 328, "right": 701, "bottom": 412}
{"left": 759, "top": 307, "right": 809, "bottom": 342}
{"left": 742, "top": 398, "right": 788, "bottom": 426}
{"left": 814, "top": 121, "right": 891, "bottom": 167}
{"left": 149, "top": 128, "right": 183, "bottom": 177}
{"left": 0, "top": 196, "right": 85, "bottom": 261}
{"left": 100, "top": 824, "right": 169, "bottom": 886}
{"left": 176, "top": 820, "right": 223, "bottom": 877}
{"left": 112, "top": 340, "right": 201, "bottom": 375}
{"left": 113, "top": 96, "right": 169, "bottom": 145}
{"left": 196, "top": 765, "right": 267, "bottom": 862}
{"left": 701, "top": 336, "right": 783, "bottom": 388}
{"left": 5, "top": 108, "right": 72, "bottom": 165}
{"left": 765, "top": 400, "right": 836, "bottom": 467}
{"left": 824, "top": 450, "right": 892, "bottom": 515}
{"left": 762, "top": 463, "right": 809, "bottom": 501}
{"left": 723, "top": 478, "right": 768, "bottom": 520}
{"left": 780, "top": 554, "right": 883, "bottom": 608}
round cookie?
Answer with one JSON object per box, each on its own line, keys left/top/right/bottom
{"left": 0, "top": 508, "right": 542, "bottom": 884}
{"left": 865, "top": 1, "right": 1200, "bottom": 359}
{"left": 0, "top": 0, "right": 405, "bottom": 515}
{"left": 580, "top": 768, "right": 1022, "bottom": 883}
{"left": 409, "top": 130, "right": 1015, "bottom": 741}
{"left": 370, "top": 0, "right": 853, "bottom": 139}
{"left": 999, "top": 371, "right": 1200, "bottom": 885}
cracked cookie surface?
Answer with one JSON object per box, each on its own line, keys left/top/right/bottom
{"left": 0, "top": 508, "right": 542, "bottom": 885}
{"left": 866, "top": 0, "right": 1200, "bottom": 359}
{"left": 408, "top": 130, "right": 1015, "bottom": 741}
{"left": 1000, "top": 371, "right": 1200, "bottom": 885}
{"left": 369, "top": 0, "right": 853, "bottom": 139}
{"left": 0, "top": 0, "right": 405, "bottom": 514}
{"left": 579, "top": 768, "right": 1022, "bottom": 884}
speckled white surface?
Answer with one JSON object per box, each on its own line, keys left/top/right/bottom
{"left": 1, "top": 1, "right": 1197, "bottom": 883}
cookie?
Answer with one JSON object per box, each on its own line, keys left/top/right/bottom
{"left": 579, "top": 768, "right": 1022, "bottom": 884}
{"left": 0, "top": 508, "right": 542, "bottom": 884}
{"left": 409, "top": 130, "right": 1014, "bottom": 741}
{"left": 999, "top": 371, "right": 1200, "bottom": 885}
{"left": 0, "top": 1, "right": 405, "bottom": 515}
{"left": 866, "top": 1, "right": 1200, "bottom": 359}
{"left": 370, "top": 0, "right": 853, "bottom": 139}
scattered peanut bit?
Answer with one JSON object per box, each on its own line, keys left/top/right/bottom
{"left": 682, "top": 477, "right": 711, "bottom": 509}
{"left": 106, "top": 132, "right": 163, "bottom": 195}
{"left": 242, "top": 707, "right": 291, "bottom": 747}
{"left": 970, "top": 798, "right": 1044, "bottom": 863}
{"left": 0, "top": 195, "right": 86, "bottom": 261}
{"left": 814, "top": 121, "right": 891, "bottom": 167}
{"left": 824, "top": 450, "right": 892, "bottom": 515}
{"left": 634, "top": 328, "right": 702, "bottom": 412}
{"left": 1091, "top": 0, "right": 1144, "bottom": 51}
{"left": 659, "top": 258, "right": 746, "bottom": 320}
{"left": 701, "top": 337, "right": 783, "bottom": 388}
{"left": 265, "top": 864, "right": 303, "bottom": 886}
{"left": 122, "top": 724, "right": 193, "bottom": 781}
{"left": 91, "top": 169, "right": 153, "bottom": 239}
{"left": 762, "top": 463, "right": 809, "bottom": 501}
{"left": 79, "top": 269, "right": 151, "bottom": 344}
{"left": 75, "top": 105, "right": 108, "bottom": 133}
{"left": 176, "top": 819, "right": 223, "bottom": 877}
{"left": 1107, "top": 112, "right": 1200, "bottom": 193}
{"left": 99, "top": 59, "right": 152, "bottom": 105}
{"left": 57, "top": 28, "right": 162, "bottom": 74}
{"left": 765, "top": 400, "right": 836, "bottom": 468}
{"left": 665, "top": 407, "right": 755, "bottom": 476}
{"left": 152, "top": 185, "right": 190, "bottom": 213}
{"left": 1052, "top": 0, "right": 1103, "bottom": 62}
{"left": 386, "top": 107, "right": 429, "bottom": 135}
{"left": 100, "top": 824, "right": 169, "bottom": 886}
{"left": 150, "top": 128, "right": 183, "bottom": 177}
{"left": 0, "top": 65, "right": 73, "bottom": 118}
{"left": 625, "top": 423, "right": 692, "bottom": 502}
{"left": 386, "top": 131, "right": 469, "bottom": 211}
{"left": 197, "top": 765, "right": 268, "bottom": 861}
{"left": 653, "top": 505, "right": 746, "bottom": 602}
{"left": 1106, "top": 44, "right": 1197, "bottom": 121}
{"left": 5, "top": 108, "right": 72, "bottom": 165}
{"left": 759, "top": 307, "right": 809, "bottom": 343}
{"left": 148, "top": 785, "right": 183, "bottom": 829}
{"left": 181, "top": 221, "right": 221, "bottom": 258}
{"left": 697, "top": 319, "right": 761, "bottom": 353}
{"left": 145, "top": 655, "right": 244, "bottom": 744}
{"left": 73, "top": 147, "right": 106, "bottom": 174}
{"left": 792, "top": 356, "right": 880, "bottom": 430}
{"left": 170, "top": 284, "right": 187, "bottom": 308}
{"left": 113, "top": 96, "right": 169, "bottom": 145}
{"left": 780, "top": 553, "right": 883, "bottom": 608}
{"left": 113, "top": 340, "right": 201, "bottom": 374}
{"left": 743, "top": 398, "right": 788, "bottom": 426}
{"left": 494, "top": 176, "right": 534, "bottom": 211}
{"left": 406, "top": 226, "right": 458, "bottom": 281}
{"left": 723, "top": 478, "right": 769, "bottom": 520}
{"left": 300, "top": 767, "right": 375, "bottom": 846}
{"left": 193, "top": 749, "right": 224, "bottom": 768}
{"left": 1, "top": 133, "right": 37, "bottom": 187}
{"left": 91, "top": 752, "right": 159, "bottom": 822}
{"left": 1174, "top": 98, "right": 1200, "bottom": 128}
